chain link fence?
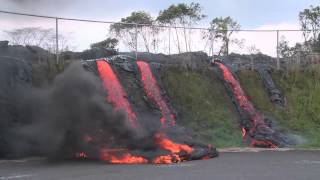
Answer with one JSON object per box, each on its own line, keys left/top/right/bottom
{"left": 1, "top": 10, "right": 319, "bottom": 69}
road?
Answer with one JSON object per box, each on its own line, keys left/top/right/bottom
{"left": 0, "top": 150, "right": 319, "bottom": 180}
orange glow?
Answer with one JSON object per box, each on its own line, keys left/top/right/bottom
{"left": 241, "top": 128, "right": 247, "bottom": 138}
{"left": 96, "top": 60, "right": 138, "bottom": 127}
{"left": 100, "top": 148, "right": 148, "bottom": 164}
{"left": 154, "top": 133, "right": 193, "bottom": 154}
{"left": 153, "top": 154, "right": 182, "bottom": 164}
{"left": 250, "top": 140, "right": 278, "bottom": 148}
{"left": 201, "top": 156, "right": 210, "bottom": 160}
{"left": 136, "top": 61, "right": 176, "bottom": 127}
{"left": 76, "top": 152, "right": 88, "bottom": 159}
{"left": 215, "top": 62, "right": 278, "bottom": 148}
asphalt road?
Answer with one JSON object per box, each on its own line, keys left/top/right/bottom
{"left": 0, "top": 150, "right": 320, "bottom": 180}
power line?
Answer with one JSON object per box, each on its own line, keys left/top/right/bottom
{"left": 0, "top": 10, "right": 317, "bottom": 32}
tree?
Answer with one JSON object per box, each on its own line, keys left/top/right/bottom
{"left": 110, "top": 11, "right": 158, "bottom": 52}
{"left": 157, "top": 2, "right": 206, "bottom": 52}
{"left": 203, "top": 16, "right": 240, "bottom": 55}
{"left": 4, "top": 27, "right": 70, "bottom": 53}
{"left": 279, "top": 37, "right": 296, "bottom": 58}
{"left": 299, "top": 5, "right": 320, "bottom": 52}
{"left": 299, "top": 5, "right": 320, "bottom": 42}
{"left": 90, "top": 37, "right": 118, "bottom": 50}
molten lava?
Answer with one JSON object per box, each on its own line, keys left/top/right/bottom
{"left": 152, "top": 133, "right": 194, "bottom": 164}
{"left": 215, "top": 62, "right": 278, "bottom": 148}
{"left": 152, "top": 154, "right": 182, "bottom": 164}
{"left": 100, "top": 148, "right": 148, "bottom": 164}
{"left": 96, "top": 60, "right": 137, "bottom": 127}
{"left": 136, "top": 61, "right": 176, "bottom": 127}
{"left": 74, "top": 59, "right": 218, "bottom": 164}
{"left": 155, "top": 133, "right": 193, "bottom": 154}
{"left": 76, "top": 152, "right": 88, "bottom": 159}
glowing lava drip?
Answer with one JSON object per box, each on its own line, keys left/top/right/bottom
{"left": 93, "top": 59, "right": 198, "bottom": 164}
{"left": 153, "top": 133, "right": 193, "bottom": 164}
{"left": 136, "top": 61, "right": 176, "bottom": 127}
{"left": 215, "top": 62, "right": 279, "bottom": 148}
{"left": 76, "top": 59, "right": 146, "bottom": 164}
{"left": 96, "top": 60, "right": 138, "bottom": 127}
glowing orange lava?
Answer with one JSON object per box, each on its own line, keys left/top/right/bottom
{"left": 153, "top": 154, "right": 182, "bottom": 164}
{"left": 215, "top": 62, "right": 278, "bottom": 148}
{"left": 76, "top": 152, "right": 88, "bottom": 159}
{"left": 136, "top": 61, "right": 176, "bottom": 127}
{"left": 155, "top": 133, "right": 193, "bottom": 154}
{"left": 100, "top": 148, "right": 148, "bottom": 164}
{"left": 96, "top": 60, "right": 137, "bottom": 127}
{"left": 241, "top": 128, "right": 247, "bottom": 138}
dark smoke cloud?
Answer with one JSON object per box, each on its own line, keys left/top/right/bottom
{"left": 0, "top": 61, "right": 150, "bottom": 159}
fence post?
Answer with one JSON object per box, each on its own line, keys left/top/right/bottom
{"left": 276, "top": 30, "right": 280, "bottom": 70}
{"left": 135, "top": 23, "right": 138, "bottom": 60}
{"left": 168, "top": 27, "right": 171, "bottom": 55}
{"left": 55, "top": 18, "right": 59, "bottom": 64}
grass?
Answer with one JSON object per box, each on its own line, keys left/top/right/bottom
{"left": 160, "top": 66, "right": 242, "bottom": 148}
{"left": 238, "top": 66, "right": 320, "bottom": 147}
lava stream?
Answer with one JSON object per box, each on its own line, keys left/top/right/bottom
{"left": 136, "top": 61, "right": 175, "bottom": 127}
{"left": 100, "top": 148, "right": 148, "bottom": 164}
{"left": 75, "top": 59, "right": 218, "bottom": 164}
{"left": 96, "top": 60, "right": 137, "bottom": 127}
{"left": 215, "top": 62, "right": 277, "bottom": 148}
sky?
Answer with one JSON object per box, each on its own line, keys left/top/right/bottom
{"left": 0, "top": 0, "right": 319, "bottom": 56}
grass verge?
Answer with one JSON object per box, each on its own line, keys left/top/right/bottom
{"left": 238, "top": 67, "right": 320, "bottom": 148}
{"left": 161, "top": 67, "right": 242, "bottom": 148}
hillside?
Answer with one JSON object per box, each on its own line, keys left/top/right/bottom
{"left": 1, "top": 44, "right": 320, "bottom": 151}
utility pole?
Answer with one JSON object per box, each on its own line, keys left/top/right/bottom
{"left": 55, "top": 18, "right": 59, "bottom": 65}
{"left": 276, "top": 30, "right": 280, "bottom": 70}
{"left": 135, "top": 23, "right": 138, "bottom": 60}
{"left": 168, "top": 27, "right": 171, "bottom": 55}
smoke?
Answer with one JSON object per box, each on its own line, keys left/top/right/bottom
{"left": 2, "top": 0, "right": 76, "bottom": 12}
{"left": 0, "top": 62, "right": 151, "bottom": 159}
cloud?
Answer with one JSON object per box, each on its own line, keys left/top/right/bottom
{"left": 0, "top": 12, "right": 305, "bottom": 56}
{"left": 230, "top": 22, "right": 304, "bottom": 56}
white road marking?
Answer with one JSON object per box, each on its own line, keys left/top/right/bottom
{"left": 0, "top": 157, "right": 45, "bottom": 164}
{"left": 0, "top": 174, "right": 34, "bottom": 180}
{"left": 294, "top": 160, "right": 320, "bottom": 164}
{"left": 157, "top": 163, "right": 194, "bottom": 168}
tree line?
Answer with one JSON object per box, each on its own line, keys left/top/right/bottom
{"left": 107, "top": 2, "right": 240, "bottom": 55}
{"left": 3, "top": 2, "right": 320, "bottom": 57}
{"left": 280, "top": 5, "right": 320, "bottom": 57}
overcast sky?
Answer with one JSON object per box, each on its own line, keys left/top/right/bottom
{"left": 0, "top": 0, "right": 319, "bottom": 55}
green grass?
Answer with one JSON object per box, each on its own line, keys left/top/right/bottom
{"left": 161, "top": 67, "right": 242, "bottom": 148}
{"left": 238, "top": 67, "right": 320, "bottom": 147}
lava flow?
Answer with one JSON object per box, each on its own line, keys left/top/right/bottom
{"left": 100, "top": 148, "right": 148, "bottom": 164}
{"left": 153, "top": 133, "right": 193, "bottom": 164}
{"left": 136, "top": 61, "right": 176, "bottom": 127}
{"left": 96, "top": 60, "right": 138, "bottom": 127}
{"left": 214, "top": 62, "right": 279, "bottom": 148}
{"left": 74, "top": 59, "right": 218, "bottom": 164}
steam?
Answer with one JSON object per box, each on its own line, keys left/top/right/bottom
{"left": 0, "top": 62, "right": 143, "bottom": 158}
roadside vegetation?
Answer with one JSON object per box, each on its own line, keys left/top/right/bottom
{"left": 238, "top": 66, "right": 320, "bottom": 147}
{"left": 161, "top": 67, "right": 242, "bottom": 148}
